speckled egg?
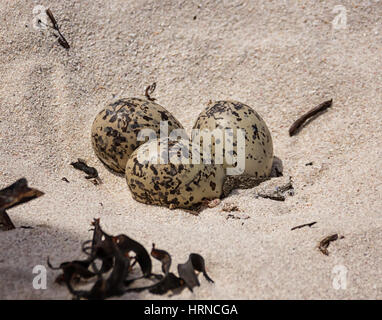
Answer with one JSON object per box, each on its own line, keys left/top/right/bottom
{"left": 125, "top": 138, "right": 225, "bottom": 209}
{"left": 91, "top": 98, "right": 183, "bottom": 173}
{"left": 192, "top": 100, "right": 273, "bottom": 178}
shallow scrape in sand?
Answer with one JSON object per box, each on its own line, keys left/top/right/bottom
{"left": 0, "top": 0, "right": 381, "bottom": 299}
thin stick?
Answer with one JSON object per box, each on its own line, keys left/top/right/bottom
{"left": 45, "top": 8, "right": 70, "bottom": 49}
{"left": 257, "top": 193, "right": 285, "bottom": 201}
{"left": 46, "top": 8, "right": 59, "bottom": 30}
{"left": 145, "top": 82, "right": 157, "bottom": 101}
{"left": 289, "top": 99, "right": 333, "bottom": 136}
{"left": 291, "top": 221, "right": 317, "bottom": 231}
{"left": 318, "top": 233, "right": 344, "bottom": 256}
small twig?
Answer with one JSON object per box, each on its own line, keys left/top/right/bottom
{"left": 257, "top": 193, "right": 285, "bottom": 201}
{"left": 43, "top": 8, "right": 70, "bottom": 49}
{"left": 226, "top": 213, "right": 250, "bottom": 220}
{"left": 289, "top": 99, "right": 333, "bottom": 136}
{"left": 46, "top": 9, "right": 59, "bottom": 29}
{"left": 318, "top": 233, "right": 344, "bottom": 256}
{"left": 276, "top": 179, "right": 294, "bottom": 194}
{"left": 291, "top": 221, "right": 317, "bottom": 231}
{"left": 20, "top": 225, "right": 34, "bottom": 229}
{"left": 145, "top": 82, "right": 157, "bottom": 101}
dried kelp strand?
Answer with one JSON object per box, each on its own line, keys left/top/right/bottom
{"left": 151, "top": 243, "right": 172, "bottom": 275}
{"left": 0, "top": 178, "right": 44, "bottom": 210}
{"left": 70, "top": 159, "right": 98, "bottom": 179}
{"left": 113, "top": 234, "right": 152, "bottom": 277}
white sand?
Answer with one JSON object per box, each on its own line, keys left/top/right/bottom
{"left": 0, "top": 0, "right": 381, "bottom": 299}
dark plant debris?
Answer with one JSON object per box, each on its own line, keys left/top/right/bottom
{"left": 49, "top": 219, "right": 214, "bottom": 299}
{"left": 0, "top": 178, "right": 44, "bottom": 231}
{"left": 20, "top": 225, "right": 34, "bottom": 229}
{"left": 70, "top": 159, "right": 99, "bottom": 181}
{"left": 305, "top": 162, "right": 313, "bottom": 166}
{"left": 39, "top": 8, "right": 70, "bottom": 49}
{"left": 177, "top": 253, "right": 214, "bottom": 292}
{"left": 145, "top": 82, "right": 157, "bottom": 101}
{"left": 289, "top": 99, "right": 333, "bottom": 136}
{"left": 61, "top": 177, "right": 70, "bottom": 183}
{"left": 0, "top": 178, "right": 44, "bottom": 210}
{"left": 291, "top": 221, "right": 317, "bottom": 231}
{"left": 256, "top": 177, "right": 294, "bottom": 201}
{"left": 222, "top": 203, "right": 240, "bottom": 212}
{"left": 0, "top": 209, "right": 15, "bottom": 231}
{"left": 318, "top": 233, "right": 344, "bottom": 256}
{"left": 257, "top": 194, "right": 286, "bottom": 201}
{"left": 226, "top": 213, "right": 250, "bottom": 220}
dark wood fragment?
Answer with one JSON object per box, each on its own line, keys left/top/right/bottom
{"left": 257, "top": 193, "right": 285, "bottom": 201}
{"left": 318, "top": 233, "right": 344, "bottom": 255}
{"left": 291, "top": 221, "right": 317, "bottom": 231}
{"left": 46, "top": 8, "right": 70, "bottom": 49}
{"left": 0, "top": 209, "right": 15, "bottom": 231}
{"left": 145, "top": 82, "right": 157, "bottom": 101}
{"left": 289, "top": 99, "right": 333, "bottom": 136}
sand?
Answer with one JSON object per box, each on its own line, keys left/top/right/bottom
{"left": 0, "top": 0, "right": 381, "bottom": 299}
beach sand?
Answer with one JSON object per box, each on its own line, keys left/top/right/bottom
{"left": 0, "top": 0, "right": 381, "bottom": 299}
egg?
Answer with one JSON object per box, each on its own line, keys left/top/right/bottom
{"left": 91, "top": 98, "right": 183, "bottom": 173}
{"left": 192, "top": 100, "right": 273, "bottom": 178}
{"left": 125, "top": 138, "right": 225, "bottom": 209}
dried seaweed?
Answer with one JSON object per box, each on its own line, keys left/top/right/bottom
{"left": 149, "top": 273, "right": 183, "bottom": 295}
{"left": 151, "top": 243, "right": 171, "bottom": 275}
{"left": 0, "top": 178, "right": 44, "bottom": 210}
{"left": 113, "top": 235, "right": 152, "bottom": 277}
{"left": 48, "top": 258, "right": 95, "bottom": 286}
{"left": 70, "top": 159, "right": 99, "bottom": 179}
{"left": 0, "top": 209, "right": 15, "bottom": 231}
{"left": 178, "top": 253, "right": 214, "bottom": 291}
{"left": 318, "top": 233, "right": 344, "bottom": 256}
{"left": 84, "top": 218, "right": 114, "bottom": 274}
{"left": 0, "top": 178, "right": 44, "bottom": 231}
{"left": 50, "top": 219, "right": 214, "bottom": 299}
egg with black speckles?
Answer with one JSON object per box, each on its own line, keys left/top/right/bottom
{"left": 192, "top": 100, "right": 273, "bottom": 178}
{"left": 91, "top": 98, "right": 183, "bottom": 173}
{"left": 125, "top": 138, "right": 225, "bottom": 209}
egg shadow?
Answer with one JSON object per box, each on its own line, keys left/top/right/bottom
{"left": 270, "top": 156, "right": 283, "bottom": 177}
